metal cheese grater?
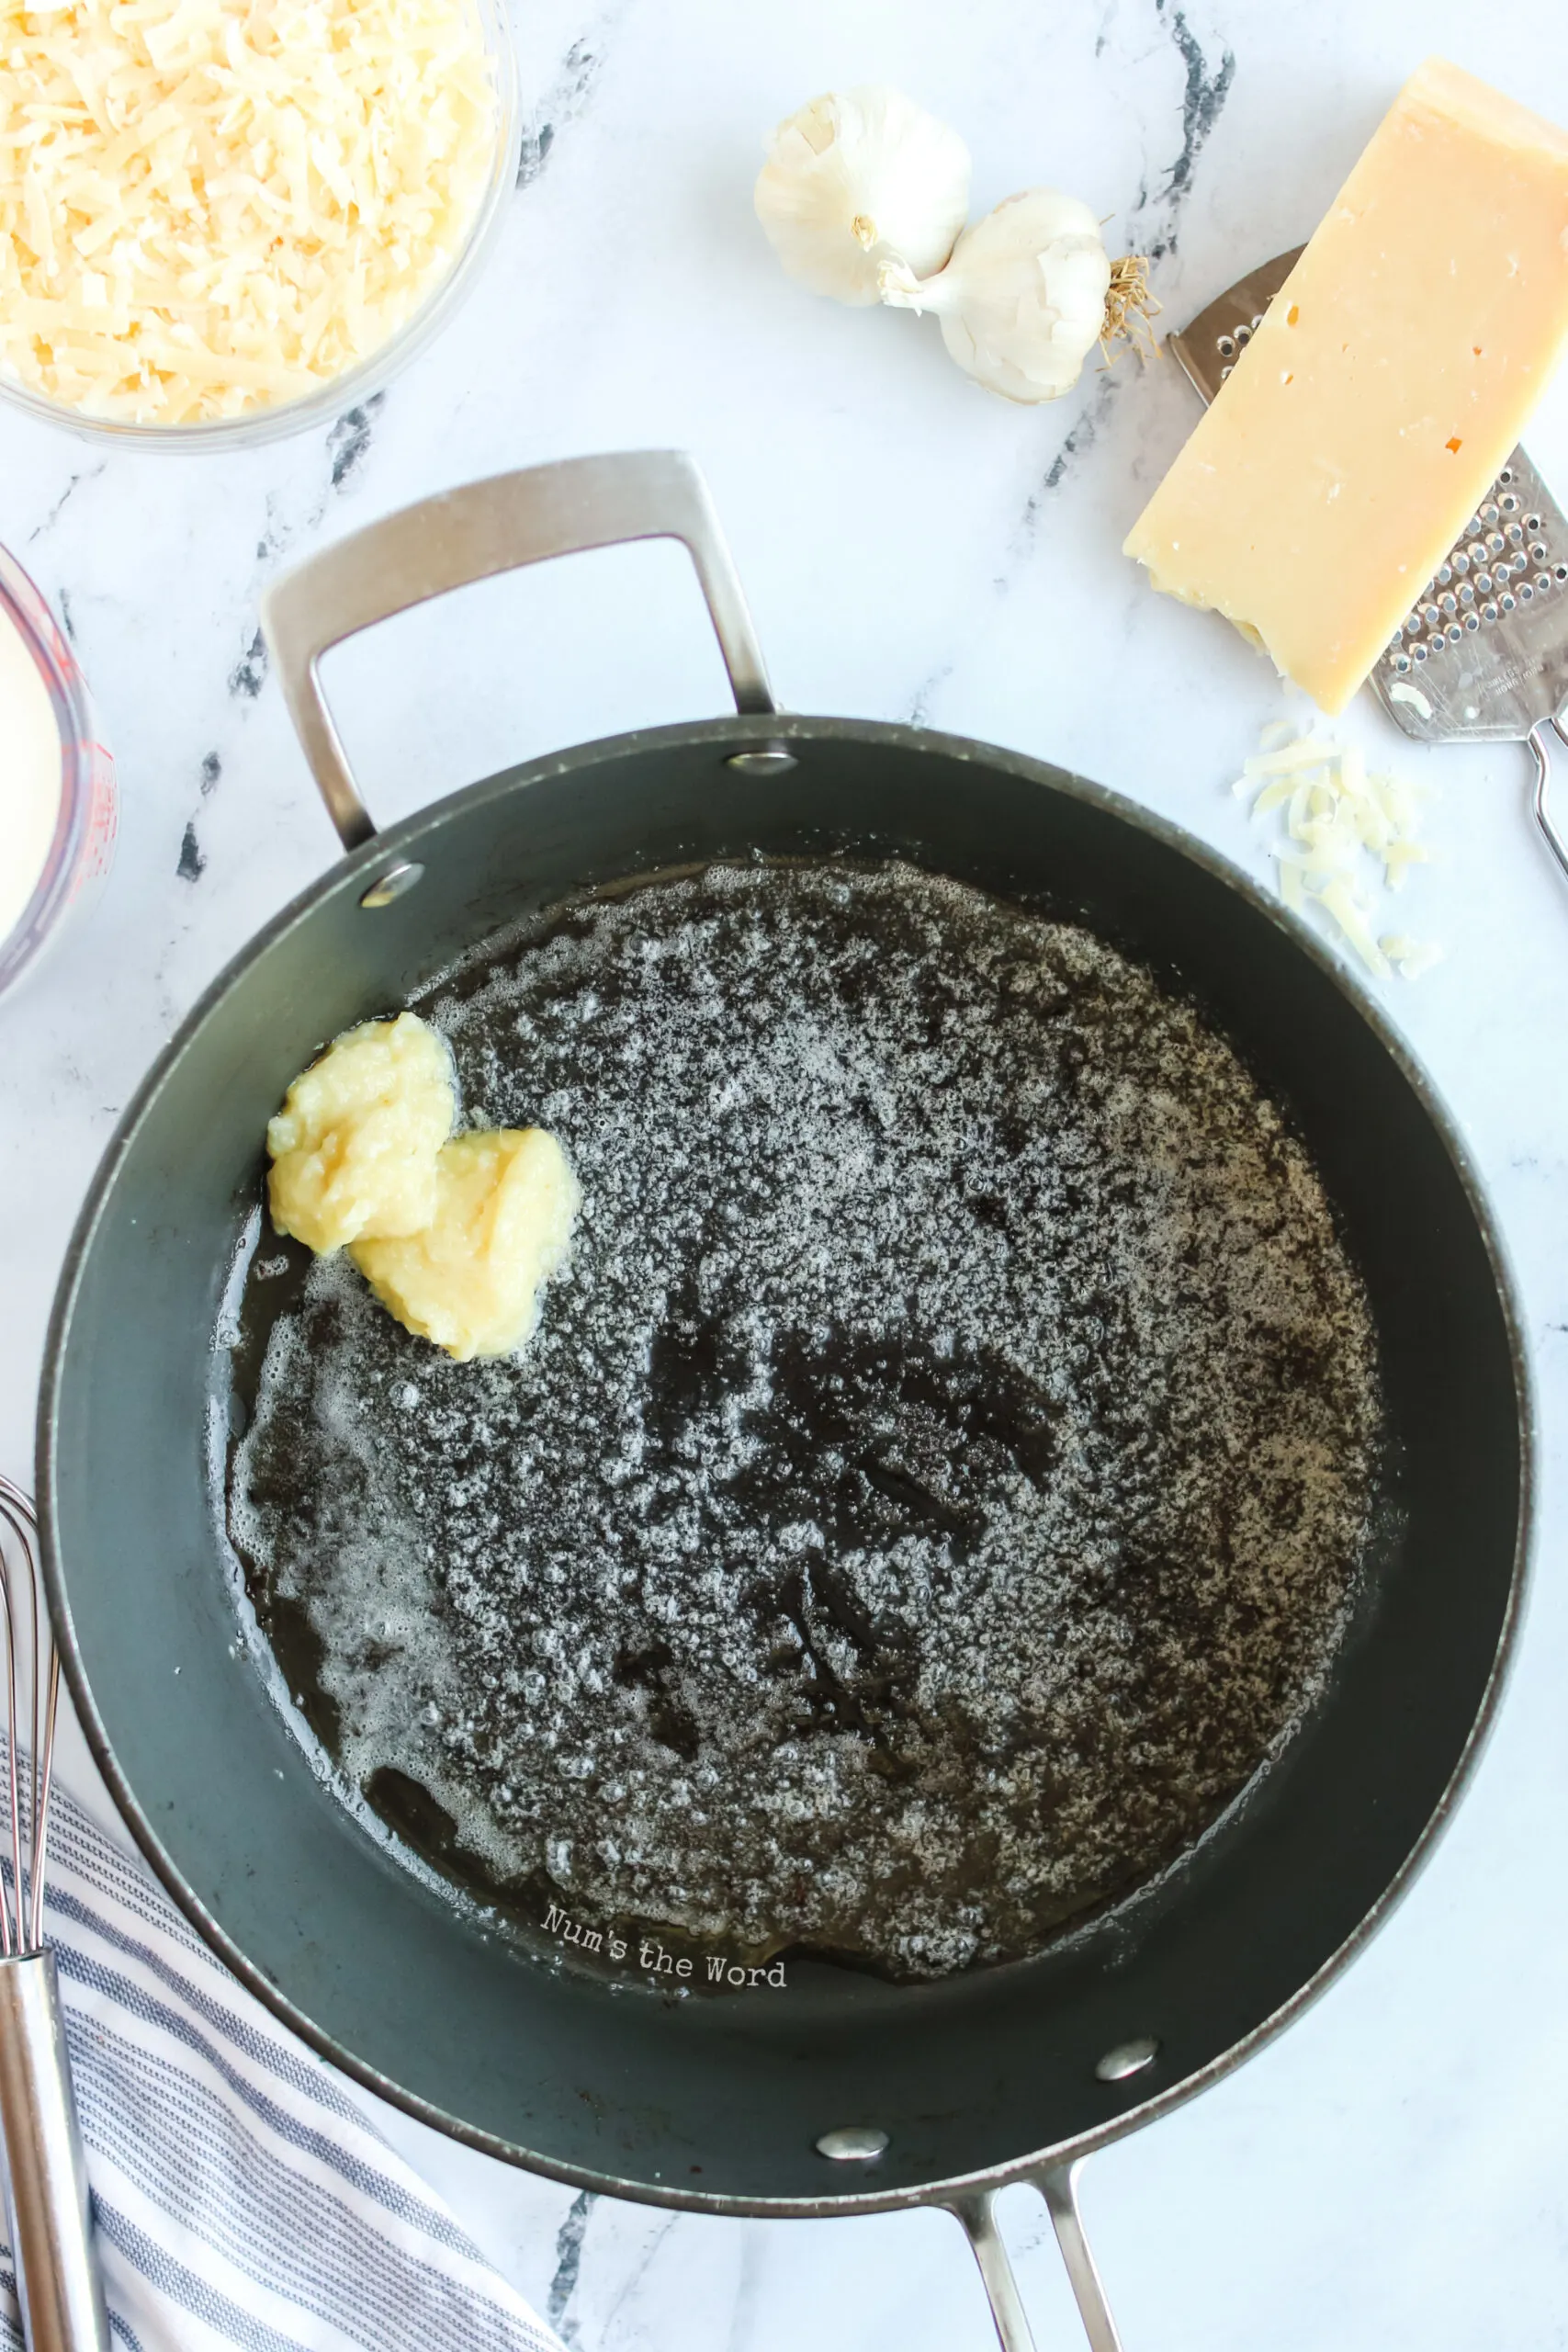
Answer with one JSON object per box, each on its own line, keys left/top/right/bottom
{"left": 1168, "top": 249, "right": 1568, "bottom": 883}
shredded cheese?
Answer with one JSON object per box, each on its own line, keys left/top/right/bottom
{"left": 1233, "top": 724, "right": 1439, "bottom": 980}
{"left": 0, "top": 0, "right": 497, "bottom": 424}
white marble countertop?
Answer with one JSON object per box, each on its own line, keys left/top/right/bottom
{"left": 4, "top": 0, "right": 1568, "bottom": 2344}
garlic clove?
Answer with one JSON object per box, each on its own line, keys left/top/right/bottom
{"left": 880, "top": 187, "right": 1115, "bottom": 402}
{"left": 754, "top": 86, "right": 972, "bottom": 308}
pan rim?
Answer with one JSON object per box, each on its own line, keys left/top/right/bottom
{"left": 36, "top": 709, "right": 1536, "bottom": 2217}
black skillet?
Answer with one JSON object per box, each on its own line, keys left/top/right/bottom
{"left": 38, "top": 453, "right": 1530, "bottom": 2349}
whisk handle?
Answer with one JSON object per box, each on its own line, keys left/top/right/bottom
{"left": 0, "top": 1953, "right": 109, "bottom": 2352}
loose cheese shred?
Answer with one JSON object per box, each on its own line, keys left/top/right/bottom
{"left": 0, "top": 0, "right": 498, "bottom": 424}
{"left": 1233, "top": 725, "right": 1439, "bottom": 980}
{"left": 1379, "top": 933, "right": 1444, "bottom": 979}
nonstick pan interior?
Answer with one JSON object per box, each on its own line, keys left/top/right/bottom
{"left": 39, "top": 718, "right": 1528, "bottom": 2210}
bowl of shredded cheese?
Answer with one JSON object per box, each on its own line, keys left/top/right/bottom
{"left": 0, "top": 0, "right": 520, "bottom": 442}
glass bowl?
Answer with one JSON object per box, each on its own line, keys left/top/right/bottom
{"left": 0, "top": 545, "right": 118, "bottom": 1001}
{"left": 0, "top": 0, "right": 521, "bottom": 452}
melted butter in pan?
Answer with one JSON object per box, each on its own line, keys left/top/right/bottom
{"left": 223, "top": 862, "right": 1381, "bottom": 1982}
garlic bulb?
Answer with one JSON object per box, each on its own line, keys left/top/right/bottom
{"left": 880, "top": 187, "right": 1114, "bottom": 402}
{"left": 754, "top": 87, "right": 971, "bottom": 308}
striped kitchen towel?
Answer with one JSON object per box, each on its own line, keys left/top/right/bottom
{"left": 1, "top": 1766, "right": 565, "bottom": 2352}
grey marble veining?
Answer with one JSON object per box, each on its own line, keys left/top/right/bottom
{"left": 6, "top": 1, "right": 1568, "bottom": 2344}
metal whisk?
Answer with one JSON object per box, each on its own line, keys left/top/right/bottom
{"left": 0, "top": 1475, "right": 108, "bottom": 2352}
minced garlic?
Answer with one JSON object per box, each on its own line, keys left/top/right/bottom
{"left": 352, "top": 1128, "right": 581, "bottom": 1363}
{"left": 267, "top": 1013, "right": 456, "bottom": 1254}
{"left": 0, "top": 0, "right": 497, "bottom": 424}
{"left": 267, "top": 1011, "right": 580, "bottom": 1361}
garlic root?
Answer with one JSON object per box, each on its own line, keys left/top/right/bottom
{"left": 1100, "top": 254, "right": 1160, "bottom": 368}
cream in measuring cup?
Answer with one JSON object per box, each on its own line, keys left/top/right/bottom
{"left": 0, "top": 594, "right": 62, "bottom": 941}
{"left": 0, "top": 545, "right": 116, "bottom": 997}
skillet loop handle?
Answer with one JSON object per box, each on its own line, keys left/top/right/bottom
{"left": 948, "top": 2165, "right": 1123, "bottom": 2352}
{"left": 260, "top": 450, "right": 781, "bottom": 854}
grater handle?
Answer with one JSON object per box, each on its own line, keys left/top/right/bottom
{"left": 0, "top": 1951, "right": 111, "bottom": 2352}
{"left": 1529, "top": 718, "right": 1568, "bottom": 888}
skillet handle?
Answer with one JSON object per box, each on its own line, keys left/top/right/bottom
{"left": 260, "top": 450, "right": 783, "bottom": 856}
{"left": 948, "top": 2165, "right": 1123, "bottom": 2352}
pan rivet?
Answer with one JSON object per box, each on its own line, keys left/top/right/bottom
{"left": 726, "top": 748, "right": 799, "bottom": 778}
{"left": 1094, "top": 2037, "right": 1160, "bottom": 2084}
{"left": 359, "top": 860, "right": 425, "bottom": 909}
{"left": 815, "top": 2125, "right": 890, "bottom": 2163}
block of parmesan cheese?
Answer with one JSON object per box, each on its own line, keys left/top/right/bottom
{"left": 1123, "top": 59, "right": 1568, "bottom": 713}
